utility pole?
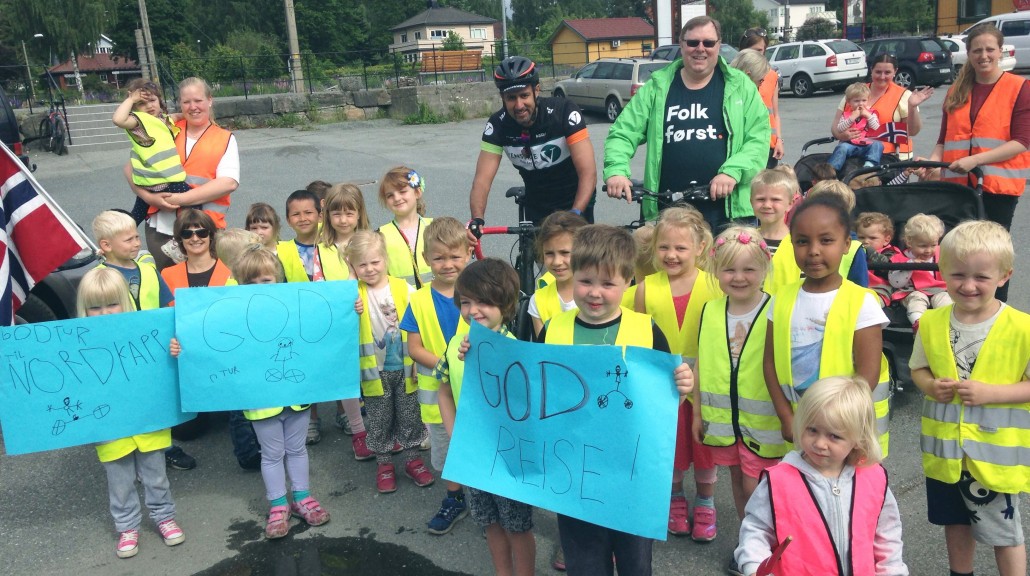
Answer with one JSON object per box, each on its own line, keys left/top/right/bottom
{"left": 22, "top": 40, "right": 36, "bottom": 105}
{"left": 501, "top": 0, "right": 508, "bottom": 59}
{"left": 284, "top": 0, "right": 306, "bottom": 93}
{"left": 138, "top": 0, "right": 159, "bottom": 82}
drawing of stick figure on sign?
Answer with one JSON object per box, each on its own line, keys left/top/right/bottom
{"left": 48, "top": 396, "right": 111, "bottom": 436}
{"left": 597, "top": 364, "right": 633, "bottom": 409}
{"left": 266, "top": 337, "right": 305, "bottom": 383}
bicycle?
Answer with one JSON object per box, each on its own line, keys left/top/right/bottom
{"left": 603, "top": 180, "right": 713, "bottom": 229}
{"left": 470, "top": 186, "right": 540, "bottom": 341}
{"left": 37, "top": 95, "right": 68, "bottom": 156}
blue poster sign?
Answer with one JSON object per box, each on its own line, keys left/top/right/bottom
{"left": 443, "top": 323, "right": 681, "bottom": 540}
{"left": 174, "top": 281, "right": 360, "bottom": 411}
{"left": 0, "top": 309, "right": 195, "bottom": 455}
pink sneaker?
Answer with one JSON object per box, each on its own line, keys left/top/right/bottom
{"left": 352, "top": 431, "right": 374, "bottom": 461}
{"left": 668, "top": 495, "right": 690, "bottom": 536}
{"left": 377, "top": 463, "right": 397, "bottom": 493}
{"left": 291, "top": 496, "right": 330, "bottom": 526}
{"left": 391, "top": 441, "right": 403, "bottom": 454}
{"left": 404, "top": 458, "right": 435, "bottom": 487}
{"left": 157, "top": 518, "right": 185, "bottom": 546}
{"left": 116, "top": 528, "right": 139, "bottom": 558}
{"left": 265, "top": 505, "right": 290, "bottom": 539}
{"left": 691, "top": 504, "right": 717, "bottom": 542}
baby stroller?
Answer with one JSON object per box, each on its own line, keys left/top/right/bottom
{"left": 844, "top": 160, "right": 985, "bottom": 407}
{"left": 794, "top": 136, "right": 900, "bottom": 192}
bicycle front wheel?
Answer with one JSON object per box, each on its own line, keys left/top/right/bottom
{"left": 38, "top": 118, "right": 53, "bottom": 152}
{"left": 52, "top": 115, "right": 67, "bottom": 155}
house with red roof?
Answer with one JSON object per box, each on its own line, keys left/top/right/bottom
{"left": 549, "top": 17, "right": 656, "bottom": 67}
{"left": 46, "top": 51, "right": 141, "bottom": 91}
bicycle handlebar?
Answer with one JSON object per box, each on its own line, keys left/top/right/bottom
{"left": 601, "top": 181, "right": 712, "bottom": 203}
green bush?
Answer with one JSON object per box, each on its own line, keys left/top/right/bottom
{"left": 402, "top": 102, "right": 445, "bottom": 125}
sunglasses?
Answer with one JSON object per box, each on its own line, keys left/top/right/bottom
{"left": 684, "top": 39, "right": 718, "bottom": 48}
{"left": 745, "top": 28, "right": 768, "bottom": 38}
{"left": 179, "top": 228, "right": 211, "bottom": 240}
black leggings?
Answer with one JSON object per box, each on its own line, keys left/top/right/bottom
{"left": 981, "top": 193, "right": 1020, "bottom": 302}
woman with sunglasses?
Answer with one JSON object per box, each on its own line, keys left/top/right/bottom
{"left": 830, "top": 53, "right": 933, "bottom": 162}
{"left": 739, "top": 28, "right": 783, "bottom": 168}
{"left": 161, "top": 209, "right": 232, "bottom": 304}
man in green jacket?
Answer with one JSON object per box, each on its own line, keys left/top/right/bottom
{"left": 604, "top": 16, "right": 770, "bottom": 228}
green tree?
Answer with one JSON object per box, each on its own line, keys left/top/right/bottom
{"left": 226, "top": 29, "right": 285, "bottom": 80}
{"left": 442, "top": 31, "right": 466, "bottom": 51}
{"left": 707, "top": 0, "right": 767, "bottom": 48}
{"left": 450, "top": 0, "right": 502, "bottom": 19}
{"left": 865, "top": 0, "right": 934, "bottom": 36}
{"left": 167, "top": 41, "right": 204, "bottom": 83}
{"left": 607, "top": 0, "right": 649, "bottom": 19}
{"left": 796, "top": 17, "right": 838, "bottom": 41}
{"left": 204, "top": 43, "right": 244, "bottom": 83}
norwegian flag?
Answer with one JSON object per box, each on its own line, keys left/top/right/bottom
{"left": 0, "top": 145, "right": 89, "bottom": 325}
{"left": 870, "top": 121, "right": 909, "bottom": 145}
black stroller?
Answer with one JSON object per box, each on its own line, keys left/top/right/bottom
{"left": 794, "top": 136, "right": 901, "bottom": 192}
{"left": 844, "top": 160, "right": 985, "bottom": 405}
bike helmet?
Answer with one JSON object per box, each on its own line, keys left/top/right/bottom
{"left": 494, "top": 56, "right": 539, "bottom": 93}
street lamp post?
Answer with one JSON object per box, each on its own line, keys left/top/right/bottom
{"left": 22, "top": 33, "right": 43, "bottom": 113}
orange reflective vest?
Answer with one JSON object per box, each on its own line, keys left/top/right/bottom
{"left": 160, "top": 259, "right": 233, "bottom": 305}
{"left": 147, "top": 121, "right": 234, "bottom": 226}
{"left": 868, "top": 82, "right": 910, "bottom": 157}
{"left": 767, "top": 462, "right": 887, "bottom": 575}
{"left": 942, "top": 72, "right": 1030, "bottom": 196}
{"left": 760, "top": 69, "right": 780, "bottom": 149}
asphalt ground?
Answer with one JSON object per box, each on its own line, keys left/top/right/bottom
{"left": 1, "top": 83, "right": 1029, "bottom": 575}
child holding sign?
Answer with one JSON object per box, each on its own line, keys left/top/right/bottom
{"left": 76, "top": 267, "right": 185, "bottom": 559}
{"left": 734, "top": 376, "right": 907, "bottom": 576}
{"left": 537, "top": 224, "right": 695, "bottom": 576}
{"left": 437, "top": 258, "right": 535, "bottom": 576}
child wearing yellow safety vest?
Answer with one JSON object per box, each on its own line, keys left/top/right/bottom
{"left": 764, "top": 196, "right": 892, "bottom": 463}
{"left": 376, "top": 166, "right": 433, "bottom": 289}
{"left": 693, "top": 227, "right": 786, "bottom": 556}
{"left": 537, "top": 224, "right": 696, "bottom": 574}
{"left": 633, "top": 207, "right": 722, "bottom": 541}
{"left": 76, "top": 267, "right": 186, "bottom": 560}
{"left": 399, "top": 217, "right": 472, "bottom": 534}
{"left": 113, "top": 79, "right": 192, "bottom": 228}
{"left": 92, "top": 210, "right": 173, "bottom": 311}
{"left": 909, "top": 221, "right": 1030, "bottom": 576}
{"left": 347, "top": 230, "right": 434, "bottom": 494}
{"left": 437, "top": 258, "right": 535, "bottom": 574}
{"left": 527, "top": 211, "right": 588, "bottom": 338}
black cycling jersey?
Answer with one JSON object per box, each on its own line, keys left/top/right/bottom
{"left": 481, "top": 96, "right": 591, "bottom": 222}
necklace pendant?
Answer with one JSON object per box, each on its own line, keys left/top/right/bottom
{"left": 832, "top": 485, "right": 841, "bottom": 496}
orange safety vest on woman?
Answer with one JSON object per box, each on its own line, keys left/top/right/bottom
{"left": 148, "top": 121, "right": 234, "bottom": 227}
{"left": 868, "top": 82, "right": 910, "bottom": 157}
{"left": 766, "top": 461, "right": 887, "bottom": 575}
{"left": 760, "top": 69, "right": 780, "bottom": 149}
{"left": 942, "top": 72, "right": 1030, "bottom": 197}
{"left": 161, "top": 258, "right": 233, "bottom": 304}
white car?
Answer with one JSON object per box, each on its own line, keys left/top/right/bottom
{"left": 939, "top": 35, "right": 1017, "bottom": 74}
{"left": 765, "top": 39, "right": 867, "bottom": 97}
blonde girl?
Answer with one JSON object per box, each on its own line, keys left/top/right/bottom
{"left": 693, "top": 227, "right": 785, "bottom": 560}
{"left": 528, "top": 210, "right": 588, "bottom": 337}
{"left": 377, "top": 166, "right": 433, "bottom": 289}
{"left": 317, "top": 183, "right": 372, "bottom": 457}
{"left": 735, "top": 376, "right": 906, "bottom": 576}
{"left": 633, "top": 206, "right": 722, "bottom": 540}
{"left": 77, "top": 267, "right": 185, "bottom": 559}
{"left": 225, "top": 246, "right": 330, "bottom": 539}
{"left": 246, "top": 202, "right": 281, "bottom": 251}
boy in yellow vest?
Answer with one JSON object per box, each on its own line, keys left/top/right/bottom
{"left": 398, "top": 217, "right": 472, "bottom": 534}
{"left": 536, "top": 224, "right": 695, "bottom": 575}
{"left": 909, "top": 220, "right": 1030, "bottom": 576}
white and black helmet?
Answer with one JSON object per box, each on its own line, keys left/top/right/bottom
{"left": 494, "top": 56, "right": 539, "bottom": 93}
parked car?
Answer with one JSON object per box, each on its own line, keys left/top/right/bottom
{"left": 962, "top": 11, "right": 1030, "bottom": 69}
{"left": 553, "top": 58, "right": 670, "bottom": 121}
{"left": 859, "top": 36, "right": 953, "bottom": 88}
{"left": 765, "top": 39, "right": 867, "bottom": 97}
{"left": 939, "top": 35, "right": 1017, "bottom": 74}
{"left": 649, "top": 43, "right": 740, "bottom": 63}
{"left": 0, "top": 85, "right": 33, "bottom": 171}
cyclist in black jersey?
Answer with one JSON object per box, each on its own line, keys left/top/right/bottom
{"left": 468, "top": 57, "right": 597, "bottom": 235}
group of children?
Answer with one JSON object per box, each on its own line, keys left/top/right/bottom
{"left": 79, "top": 79, "right": 1028, "bottom": 574}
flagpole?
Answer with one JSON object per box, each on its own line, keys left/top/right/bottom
{"left": 0, "top": 145, "right": 98, "bottom": 253}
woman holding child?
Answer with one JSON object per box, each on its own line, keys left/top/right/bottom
{"left": 127, "top": 77, "right": 240, "bottom": 271}
{"left": 830, "top": 54, "right": 934, "bottom": 160}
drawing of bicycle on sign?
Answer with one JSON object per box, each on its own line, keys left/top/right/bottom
{"left": 48, "top": 396, "right": 111, "bottom": 436}
{"left": 597, "top": 364, "right": 633, "bottom": 409}
{"left": 266, "top": 337, "right": 306, "bottom": 383}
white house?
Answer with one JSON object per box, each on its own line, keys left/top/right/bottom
{"left": 752, "top": 0, "right": 839, "bottom": 40}
{"left": 389, "top": 5, "right": 498, "bottom": 63}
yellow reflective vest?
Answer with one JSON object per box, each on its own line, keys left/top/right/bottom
{"left": 379, "top": 218, "right": 433, "bottom": 288}
{"left": 642, "top": 269, "right": 723, "bottom": 360}
{"left": 96, "top": 428, "right": 172, "bottom": 462}
{"left": 533, "top": 282, "right": 571, "bottom": 325}
{"left": 919, "top": 305, "right": 1030, "bottom": 493}
{"left": 128, "top": 111, "right": 186, "bottom": 188}
{"left": 772, "top": 280, "right": 891, "bottom": 455}
{"left": 244, "top": 404, "right": 310, "bottom": 421}
{"left": 316, "top": 242, "right": 350, "bottom": 281}
{"left": 698, "top": 296, "right": 790, "bottom": 459}
{"left": 98, "top": 255, "right": 161, "bottom": 311}
{"left": 276, "top": 240, "right": 312, "bottom": 283}
{"left": 766, "top": 236, "right": 860, "bottom": 296}
{"left": 445, "top": 328, "right": 515, "bottom": 407}
{"left": 358, "top": 277, "right": 415, "bottom": 396}
{"left": 407, "top": 286, "right": 468, "bottom": 423}
{"left": 544, "top": 307, "right": 654, "bottom": 350}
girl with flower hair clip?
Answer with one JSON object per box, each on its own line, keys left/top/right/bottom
{"left": 377, "top": 166, "right": 433, "bottom": 289}
{"left": 692, "top": 226, "right": 787, "bottom": 574}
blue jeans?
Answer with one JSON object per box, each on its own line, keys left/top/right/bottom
{"left": 558, "top": 514, "right": 652, "bottom": 576}
{"left": 828, "top": 140, "right": 884, "bottom": 171}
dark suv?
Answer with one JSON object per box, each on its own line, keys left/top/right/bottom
{"left": 0, "top": 85, "right": 32, "bottom": 170}
{"left": 859, "top": 37, "right": 953, "bottom": 88}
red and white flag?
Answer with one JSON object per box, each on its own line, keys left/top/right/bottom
{"left": 870, "top": 121, "right": 909, "bottom": 145}
{"left": 0, "top": 145, "right": 89, "bottom": 325}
